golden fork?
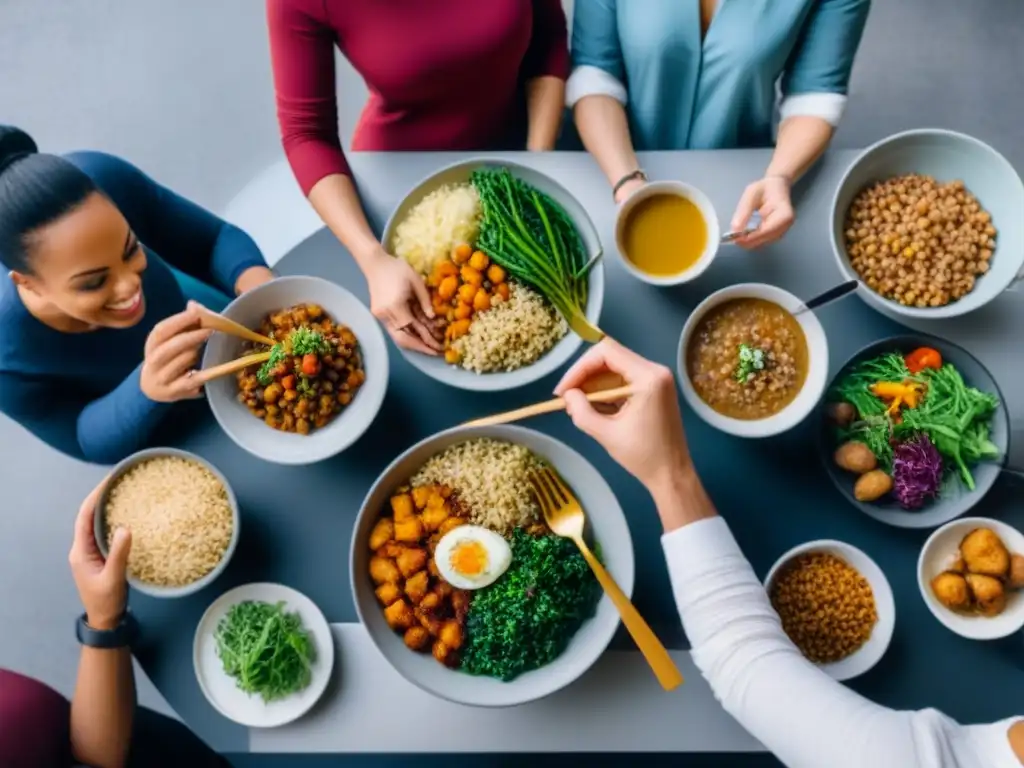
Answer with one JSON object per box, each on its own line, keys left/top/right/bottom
{"left": 530, "top": 467, "right": 684, "bottom": 691}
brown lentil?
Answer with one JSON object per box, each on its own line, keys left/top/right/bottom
{"left": 769, "top": 552, "right": 878, "bottom": 664}
{"left": 844, "top": 174, "right": 997, "bottom": 309}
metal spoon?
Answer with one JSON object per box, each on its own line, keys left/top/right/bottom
{"left": 792, "top": 280, "right": 860, "bottom": 318}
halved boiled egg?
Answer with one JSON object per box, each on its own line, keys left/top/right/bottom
{"left": 434, "top": 525, "right": 512, "bottom": 590}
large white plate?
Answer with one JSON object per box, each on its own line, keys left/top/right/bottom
{"left": 193, "top": 582, "right": 335, "bottom": 728}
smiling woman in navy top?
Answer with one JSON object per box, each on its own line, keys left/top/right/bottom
{"left": 0, "top": 126, "right": 274, "bottom": 464}
{"left": 569, "top": 0, "right": 871, "bottom": 249}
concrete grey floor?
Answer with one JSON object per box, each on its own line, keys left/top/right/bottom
{"left": 0, "top": 0, "right": 1022, "bottom": 757}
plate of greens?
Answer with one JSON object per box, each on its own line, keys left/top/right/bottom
{"left": 193, "top": 583, "right": 334, "bottom": 727}
{"left": 819, "top": 334, "right": 1008, "bottom": 528}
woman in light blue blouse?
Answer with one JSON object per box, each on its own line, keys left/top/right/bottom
{"left": 569, "top": 0, "right": 870, "bottom": 248}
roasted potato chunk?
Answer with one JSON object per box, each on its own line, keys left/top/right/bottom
{"left": 426, "top": 490, "right": 446, "bottom": 510}
{"left": 853, "top": 470, "right": 893, "bottom": 502}
{"left": 419, "top": 591, "right": 441, "bottom": 611}
{"left": 377, "top": 542, "right": 404, "bottom": 559}
{"left": 961, "top": 528, "right": 1010, "bottom": 577}
{"left": 374, "top": 582, "right": 402, "bottom": 607}
{"left": 396, "top": 546, "right": 428, "bottom": 578}
{"left": 383, "top": 599, "right": 414, "bottom": 630}
{"left": 930, "top": 572, "right": 970, "bottom": 611}
{"left": 403, "top": 626, "right": 431, "bottom": 651}
{"left": 369, "top": 556, "right": 401, "bottom": 585}
{"left": 368, "top": 518, "right": 394, "bottom": 551}
{"left": 834, "top": 441, "right": 877, "bottom": 474}
{"left": 432, "top": 639, "right": 453, "bottom": 665}
{"left": 416, "top": 608, "right": 443, "bottom": 636}
{"left": 394, "top": 517, "right": 425, "bottom": 543}
{"left": 411, "top": 486, "right": 432, "bottom": 510}
{"left": 966, "top": 573, "right": 1006, "bottom": 616}
{"left": 390, "top": 493, "right": 415, "bottom": 521}
{"left": 421, "top": 504, "right": 449, "bottom": 532}
{"left": 405, "top": 571, "right": 430, "bottom": 604}
{"left": 1009, "top": 554, "right": 1024, "bottom": 590}
{"left": 438, "top": 620, "right": 464, "bottom": 650}
{"left": 438, "top": 516, "right": 468, "bottom": 537}
{"left": 427, "top": 558, "right": 440, "bottom": 578}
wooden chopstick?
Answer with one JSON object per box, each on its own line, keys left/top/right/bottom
{"left": 192, "top": 351, "right": 271, "bottom": 385}
{"left": 463, "top": 385, "right": 634, "bottom": 428}
{"left": 195, "top": 305, "right": 276, "bottom": 347}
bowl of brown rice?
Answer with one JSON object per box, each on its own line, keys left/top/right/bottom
{"left": 381, "top": 158, "right": 605, "bottom": 392}
{"left": 94, "top": 448, "right": 240, "bottom": 598}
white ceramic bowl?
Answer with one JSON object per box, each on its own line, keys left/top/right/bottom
{"left": 201, "top": 276, "right": 389, "bottom": 465}
{"left": 350, "top": 424, "right": 634, "bottom": 707}
{"left": 765, "top": 540, "right": 895, "bottom": 681}
{"left": 677, "top": 283, "right": 829, "bottom": 438}
{"left": 614, "top": 180, "right": 721, "bottom": 286}
{"left": 95, "top": 447, "right": 240, "bottom": 599}
{"left": 193, "top": 582, "right": 335, "bottom": 727}
{"left": 831, "top": 128, "right": 1024, "bottom": 319}
{"left": 381, "top": 158, "right": 605, "bottom": 393}
{"left": 917, "top": 517, "right": 1024, "bottom": 640}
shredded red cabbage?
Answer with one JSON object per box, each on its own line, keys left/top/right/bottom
{"left": 892, "top": 435, "right": 943, "bottom": 510}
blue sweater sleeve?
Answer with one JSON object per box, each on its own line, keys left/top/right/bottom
{"left": 65, "top": 152, "right": 268, "bottom": 295}
{"left": 782, "top": 0, "right": 871, "bottom": 97}
{"left": 570, "top": 0, "right": 624, "bottom": 81}
{"left": 0, "top": 367, "right": 170, "bottom": 465}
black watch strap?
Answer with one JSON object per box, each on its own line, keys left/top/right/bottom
{"left": 76, "top": 611, "right": 138, "bottom": 649}
{"left": 612, "top": 168, "right": 648, "bottom": 199}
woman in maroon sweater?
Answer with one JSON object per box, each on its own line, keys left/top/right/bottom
{"left": 266, "top": 0, "right": 569, "bottom": 354}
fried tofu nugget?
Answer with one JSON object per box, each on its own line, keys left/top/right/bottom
{"left": 966, "top": 573, "right": 1007, "bottom": 616}
{"left": 961, "top": 528, "right": 1010, "bottom": 577}
{"left": 931, "top": 572, "right": 970, "bottom": 611}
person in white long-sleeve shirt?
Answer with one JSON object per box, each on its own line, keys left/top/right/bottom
{"left": 554, "top": 338, "right": 1024, "bottom": 768}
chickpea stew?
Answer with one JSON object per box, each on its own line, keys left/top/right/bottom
{"left": 845, "top": 174, "right": 997, "bottom": 309}
{"left": 236, "top": 304, "right": 366, "bottom": 435}
{"left": 686, "top": 298, "right": 809, "bottom": 420}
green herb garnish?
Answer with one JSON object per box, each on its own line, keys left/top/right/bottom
{"left": 735, "top": 343, "right": 766, "bottom": 383}
{"left": 460, "top": 530, "right": 600, "bottom": 681}
{"left": 290, "top": 327, "right": 329, "bottom": 357}
{"left": 214, "top": 600, "right": 315, "bottom": 703}
{"left": 256, "top": 343, "right": 287, "bottom": 386}
{"left": 471, "top": 167, "right": 602, "bottom": 342}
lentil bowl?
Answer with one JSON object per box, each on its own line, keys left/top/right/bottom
{"left": 677, "top": 284, "right": 829, "bottom": 438}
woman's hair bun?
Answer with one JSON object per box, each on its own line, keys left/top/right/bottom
{"left": 0, "top": 126, "right": 38, "bottom": 174}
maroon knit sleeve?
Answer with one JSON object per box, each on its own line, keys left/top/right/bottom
{"left": 0, "top": 669, "right": 72, "bottom": 766}
{"left": 266, "top": 0, "right": 351, "bottom": 195}
{"left": 521, "top": 0, "right": 570, "bottom": 80}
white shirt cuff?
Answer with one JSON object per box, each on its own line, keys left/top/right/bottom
{"left": 566, "top": 64, "right": 628, "bottom": 108}
{"left": 779, "top": 92, "right": 847, "bottom": 126}
{"left": 661, "top": 516, "right": 742, "bottom": 572}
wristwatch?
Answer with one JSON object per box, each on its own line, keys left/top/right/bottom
{"left": 612, "top": 168, "right": 648, "bottom": 199}
{"left": 76, "top": 611, "right": 138, "bottom": 649}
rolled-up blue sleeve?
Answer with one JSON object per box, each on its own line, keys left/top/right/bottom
{"left": 566, "top": 0, "right": 628, "bottom": 107}
{"left": 783, "top": 0, "right": 871, "bottom": 97}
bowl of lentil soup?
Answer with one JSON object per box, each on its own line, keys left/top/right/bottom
{"left": 677, "top": 283, "right": 829, "bottom": 438}
{"left": 831, "top": 129, "right": 1024, "bottom": 320}
{"left": 765, "top": 540, "right": 895, "bottom": 681}
{"left": 202, "top": 276, "right": 389, "bottom": 465}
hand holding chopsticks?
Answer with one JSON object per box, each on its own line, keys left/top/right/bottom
{"left": 189, "top": 301, "right": 277, "bottom": 384}
{"left": 463, "top": 385, "right": 634, "bottom": 428}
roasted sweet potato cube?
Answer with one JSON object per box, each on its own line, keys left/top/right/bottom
{"left": 374, "top": 582, "right": 402, "bottom": 607}
{"left": 383, "top": 599, "right": 414, "bottom": 631}
{"left": 438, "top": 516, "right": 468, "bottom": 537}
{"left": 427, "top": 558, "right": 440, "bottom": 578}
{"left": 427, "top": 533, "right": 441, "bottom": 555}
{"left": 419, "top": 591, "right": 441, "bottom": 611}
{"left": 394, "top": 516, "right": 424, "bottom": 543}
{"left": 403, "top": 626, "right": 431, "bottom": 651}
{"left": 390, "top": 493, "right": 415, "bottom": 521}
{"left": 432, "top": 639, "right": 458, "bottom": 667}
{"left": 411, "top": 486, "right": 432, "bottom": 510}
{"left": 405, "top": 571, "right": 430, "bottom": 604}
{"left": 438, "top": 620, "right": 464, "bottom": 650}
{"left": 396, "top": 546, "right": 428, "bottom": 578}
{"left": 421, "top": 504, "right": 449, "bottom": 532}
{"left": 369, "top": 556, "right": 401, "bottom": 585}
{"left": 377, "top": 542, "right": 404, "bottom": 559}
{"left": 416, "top": 607, "right": 443, "bottom": 636}
{"left": 368, "top": 518, "right": 394, "bottom": 551}
{"left": 426, "top": 490, "right": 446, "bottom": 509}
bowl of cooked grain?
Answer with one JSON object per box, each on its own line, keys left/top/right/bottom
{"left": 95, "top": 448, "right": 240, "bottom": 598}
{"left": 831, "top": 128, "right": 1024, "bottom": 319}
{"left": 381, "top": 158, "right": 605, "bottom": 392}
{"left": 677, "top": 283, "right": 829, "bottom": 438}
{"left": 350, "top": 423, "right": 633, "bottom": 707}
{"left": 765, "top": 540, "right": 895, "bottom": 682}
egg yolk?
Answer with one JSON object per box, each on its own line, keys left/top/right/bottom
{"left": 450, "top": 540, "right": 489, "bottom": 576}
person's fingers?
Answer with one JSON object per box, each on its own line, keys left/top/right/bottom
{"left": 563, "top": 389, "right": 613, "bottom": 442}
{"left": 412, "top": 304, "right": 444, "bottom": 342}
{"left": 739, "top": 206, "right": 793, "bottom": 249}
{"left": 103, "top": 527, "right": 132, "bottom": 577}
{"left": 144, "top": 306, "right": 200, "bottom": 355}
{"left": 730, "top": 183, "right": 762, "bottom": 233}
{"left": 554, "top": 337, "right": 644, "bottom": 395}
{"left": 408, "top": 317, "right": 443, "bottom": 351}
{"left": 165, "top": 375, "right": 204, "bottom": 401}
{"left": 70, "top": 477, "right": 109, "bottom": 565}
{"left": 392, "top": 328, "right": 440, "bottom": 355}
{"left": 160, "top": 347, "right": 202, "bottom": 384}
{"left": 148, "top": 328, "right": 213, "bottom": 369}
{"left": 409, "top": 274, "right": 435, "bottom": 320}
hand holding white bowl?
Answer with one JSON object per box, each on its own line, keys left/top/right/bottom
{"left": 70, "top": 480, "right": 131, "bottom": 630}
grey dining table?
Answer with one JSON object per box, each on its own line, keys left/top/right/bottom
{"left": 8, "top": 149, "right": 1024, "bottom": 767}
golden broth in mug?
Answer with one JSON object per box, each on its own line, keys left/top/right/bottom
{"left": 621, "top": 193, "right": 707, "bottom": 277}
